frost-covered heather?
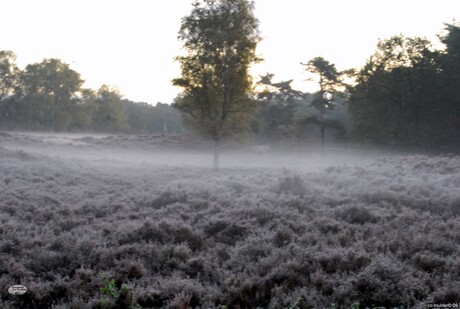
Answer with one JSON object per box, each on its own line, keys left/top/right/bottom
{"left": 0, "top": 133, "right": 459, "bottom": 308}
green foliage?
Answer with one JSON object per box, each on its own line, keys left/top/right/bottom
{"left": 92, "top": 85, "right": 127, "bottom": 132}
{"left": 172, "top": 0, "right": 260, "bottom": 145}
{"left": 287, "top": 297, "right": 302, "bottom": 309}
{"left": 0, "top": 51, "right": 184, "bottom": 133}
{"left": 99, "top": 276, "right": 117, "bottom": 299}
{"left": 348, "top": 28, "right": 460, "bottom": 150}
{"left": 439, "top": 22, "right": 460, "bottom": 145}
{"left": 303, "top": 57, "right": 340, "bottom": 94}
{"left": 2, "top": 21, "right": 460, "bottom": 152}
{"left": 349, "top": 301, "right": 360, "bottom": 309}
{"left": 17, "top": 58, "right": 83, "bottom": 131}
{"left": 0, "top": 56, "right": 81, "bottom": 131}
{"left": 98, "top": 274, "right": 142, "bottom": 309}
{"left": 301, "top": 57, "right": 344, "bottom": 153}
{"left": 254, "top": 73, "right": 305, "bottom": 142}
{"left": 0, "top": 50, "right": 20, "bottom": 98}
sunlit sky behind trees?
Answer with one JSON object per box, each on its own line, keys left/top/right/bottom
{"left": 1, "top": 0, "right": 459, "bottom": 104}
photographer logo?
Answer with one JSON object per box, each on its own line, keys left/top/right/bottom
{"left": 8, "top": 285, "right": 27, "bottom": 295}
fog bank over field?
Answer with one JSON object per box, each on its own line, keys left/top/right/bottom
{"left": 1, "top": 132, "right": 459, "bottom": 308}
{"left": 0, "top": 132, "right": 382, "bottom": 171}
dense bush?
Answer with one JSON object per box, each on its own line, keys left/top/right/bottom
{"left": 0, "top": 136, "right": 459, "bottom": 308}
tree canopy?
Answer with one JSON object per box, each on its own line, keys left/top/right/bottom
{"left": 0, "top": 53, "right": 184, "bottom": 134}
{"left": 302, "top": 57, "right": 343, "bottom": 154}
{"left": 1, "top": 18, "right": 460, "bottom": 153}
{"left": 254, "top": 73, "right": 304, "bottom": 142}
{"left": 347, "top": 32, "right": 459, "bottom": 149}
{"left": 173, "top": 0, "right": 261, "bottom": 169}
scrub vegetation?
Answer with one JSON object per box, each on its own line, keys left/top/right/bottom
{"left": 0, "top": 133, "right": 459, "bottom": 308}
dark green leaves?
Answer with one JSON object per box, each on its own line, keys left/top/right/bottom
{"left": 173, "top": 0, "right": 260, "bottom": 143}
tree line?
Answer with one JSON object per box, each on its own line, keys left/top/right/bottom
{"left": 0, "top": 53, "right": 184, "bottom": 134}
{"left": 348, "top": 26, "right": 460, "bottom": 151}
{"left": 1, "top": 0, "right": 459, "bottom": 156}
{"left": 173, "top": 0, "right": 460, "bottom": 163}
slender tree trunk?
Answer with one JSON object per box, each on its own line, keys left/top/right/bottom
{"left": 320, "top": 109, "right": 325, "bottom": 156}
{"left": 320, "top": 123, "right": 325, "bottom": 156}
{"left": 213, "top": 139, "right": 220, "bottom": 171}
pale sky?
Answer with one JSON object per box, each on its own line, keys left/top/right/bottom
{"left": 1, "top": 1, "right": 459, "bottom": 104}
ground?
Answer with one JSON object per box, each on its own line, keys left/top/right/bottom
{"left": 0, "top": 132, "right": 459, "bottom": 308}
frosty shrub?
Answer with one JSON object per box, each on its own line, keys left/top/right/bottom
{"left": 274, "top": 174, "right": 307, "bottom": 196}
{"left": 412, "top": 252, "right": 446, "bottom": 273}
{"left": 336, "top": 206, "right": 377, "bottom": 224}
{"left": 1, "top": 136, "right": 460, "bottom": 308}
{"left": 432, "top": 288, "right": 460, "bottom": 304}
{"left": 150, "top": 190, "right": 188, "bottom": 209}
{"left": 272, "top": 227, "right": 294, "bottom": 247}
{"left": 449, "top": 198, "right": 460, "bottom": 215}
{"left": 204, "top": 219, "right": 248, "bottom": 245}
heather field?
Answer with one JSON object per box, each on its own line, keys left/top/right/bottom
{"left": 0, "top": 132, "right": 459, "bottom": 308}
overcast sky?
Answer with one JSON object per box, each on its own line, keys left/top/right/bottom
{"left": 1, "top": 0, "right": 459, "bottom": 104}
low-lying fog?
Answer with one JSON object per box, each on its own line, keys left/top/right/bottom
{"left": 1, "top": 131, "right": 381, "bottom": 172}
{"left": 1, "top": 131, "right": 459, "bottom": 308}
